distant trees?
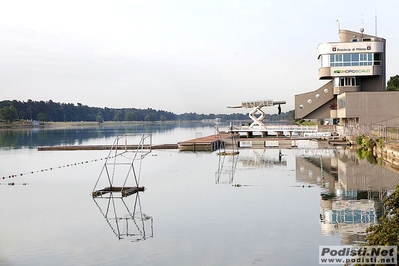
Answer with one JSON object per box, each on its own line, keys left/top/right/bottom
{"left": 144, "top": 113, "right": 157, "bottom": 122}
{"left": 0, "top": 106, "right": 18, "bottom": 123}
{"left": 113, "top": 110, "right": 124, "bottom": 122}
{"left": 0, "top": 99, "right": 294, "bottom": 123}
{"left": 36, "top": 113, "right": 48, "bottom": 122}
{"left": 387, "top": 75, "right": 399, "bottom": 91}
{"left": 124, "top": 111, "right": 136, "bottom": 121}
{"left": 96, "top": 114, "right": 104, "bottom": 123}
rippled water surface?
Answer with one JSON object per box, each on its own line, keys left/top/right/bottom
{"left": 1, "top": 123, "right": 396, "bottom": 265}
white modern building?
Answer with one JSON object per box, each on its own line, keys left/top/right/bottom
{"left": 295, "top": 29, "right": 399, "bottom": 126}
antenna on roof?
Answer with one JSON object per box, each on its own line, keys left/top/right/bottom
{"left": 336, "top": 19, "right": 340, "bottom": 36}
{"left": 375, "top": 5, "right": 378, "bottom": 36}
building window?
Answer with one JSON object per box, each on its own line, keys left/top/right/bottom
{"left": 320, "top": 54, "right": 331, "bottom": 67}
{"left": 338, "top": 98, "right": 346, "bottom": 109}
{"left": 336, "top": 76, "right": 360, "bottom": 87}
{"left": 343, "top": 54, "right": 351, "bottom": 66}
{"left": 334, "top": 77, "right": 339, "bottom": 87}
{"left": 359, "top": 53, "right": 368, "bottom": 65}
{"left": 350, "top": 77, "right": 356, "bottom": 86}
{"left": 374, "top": 53, "right": 381, "bottom": 66}
{"left": 328, "top": 53, "right": 377, "bottom": 67}
{"left": 351, "top": 53, "right": 359, "bottom": 66}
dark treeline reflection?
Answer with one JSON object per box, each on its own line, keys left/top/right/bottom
{"left": 0, "top": 123, "right": 197, "bottom": 148}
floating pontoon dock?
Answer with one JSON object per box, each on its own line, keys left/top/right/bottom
{"left": 38, "top": 144, "right": 177, "bottom": 151}
{"left": 177, "top": 133, "right": 234, "bottom": 152}
{"left": 38, "top": 126, "right": 338, "bottom": 152}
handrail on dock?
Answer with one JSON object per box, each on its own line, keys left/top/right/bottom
{"left": 230, "top": 125, "right": 318, "bottom": 132}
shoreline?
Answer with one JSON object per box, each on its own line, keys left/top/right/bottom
{"left": 0, "top": 120, "right": 188, "bottom": 130}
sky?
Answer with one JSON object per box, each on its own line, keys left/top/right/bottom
{"left": 1, "top": 0, "right": 398, "bottom": 115}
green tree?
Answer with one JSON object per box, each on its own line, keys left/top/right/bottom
{"left": 125, "top": 111, "right": 137, "bottom": 121}
{"left": 356, "top": 135, "right": 364, "bottom": 145}
{"left": 36, "top": 112, "right": 48, "bottom": 122}
{"left": 114, "top": 110, "right": 124, "bottom": 121}
{"left": 144, "top": 113, "right": 156, "bottom": 121}
{"left": 361, "top": 185, "right": 399, "bottom": 262}
{"left": 387, "top": 75, "right": 399, "bottom": 91}
{"left": 0, "top": 106, "right": 18, "bottom": 123}
{"left": 96, "top": 113, "right": 104, "bottom": 123}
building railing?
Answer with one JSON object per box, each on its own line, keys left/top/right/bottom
{"left": 230, "top": 124, "right": 318, "bottom": 132}
{"left": 338, "top": 124, "right": 399, "bottom": 142}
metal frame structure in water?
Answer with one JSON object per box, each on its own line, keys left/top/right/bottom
{"left": 92, "top": 134, "right": 152, "bottom": 198}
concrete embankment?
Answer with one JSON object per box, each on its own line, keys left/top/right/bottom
{"left": 374, "top": 143, "right": 399, "bottom": 171}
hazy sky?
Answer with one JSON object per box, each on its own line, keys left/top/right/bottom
{"left": 1, "top": 0, "right": 398, "bottom": 114}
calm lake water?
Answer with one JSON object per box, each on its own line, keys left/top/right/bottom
{"left": 0, "top": 123, "right": 397, "bottom": 266}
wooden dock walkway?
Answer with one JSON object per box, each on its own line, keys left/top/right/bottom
{"left": 38, "top": 144, "right": 177, "bottom": 151}
{"left": 177, "top": 133, "right": 233, "bottom": 152}
{"left": 38, "top": 133, "right": 340, "bottom": 152}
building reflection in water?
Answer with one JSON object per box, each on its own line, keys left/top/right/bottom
{"left": 296, "top": 148, "right": 398, "bottom": 244}
{"left": 93, "top": 192, "right": 153, "bottom": 242}
{"left": 239, "top": 149, "right": 287, "bottom": 168}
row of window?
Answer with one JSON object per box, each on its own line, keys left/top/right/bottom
{"left": 320, "top": 53, "right": 382, "bottom": 67}
{"left": 333, "top": 77, "right": 361, "bottom": 87}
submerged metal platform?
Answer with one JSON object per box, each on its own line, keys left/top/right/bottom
{"left": 92, "top": 186, "right": 145, "bottom": 198}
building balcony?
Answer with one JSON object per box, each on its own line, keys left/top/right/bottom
{"left": 318, "top": 67, "right": 332, "bottom": 80}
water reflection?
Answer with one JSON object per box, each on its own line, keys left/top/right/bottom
{"left": 215, "top": 153, "right": 239, "bottom": 184}
{"left": 239, "top": 149, "right": 287, "bottom": 167}
{"left": 0, "top": 122, "right": 211, "bottom": 149}
{"left": 215, "top": 149, "right": 290, "bottom": 185}
{"left": 93, "top": 192, "right": 153, "bottom": 242}
{"left": 320, "top": 193, "right": 382, "bottom": 244}
{"left": 296, "top": 148, "right": 398, "bottom": 244}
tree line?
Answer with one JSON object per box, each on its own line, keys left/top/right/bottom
{"left": 0, "top": 99, "right": 294, "bottom": 124}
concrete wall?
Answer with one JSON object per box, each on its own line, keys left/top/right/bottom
{"left": 295, "top": 80, "right": 334, "bottom": 119}
{"left": 339, "top": 29, "right": 385, "bottom": 43}
{"left": 338, "top": 91, "right": 399, "bottom": 126}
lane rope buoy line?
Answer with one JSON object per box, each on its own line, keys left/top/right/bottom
{"left": 0, "top": 183, "right": 29, "bottom": 186}
{"left": 1, "top": 153, "right": 123, "bottom": 180}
